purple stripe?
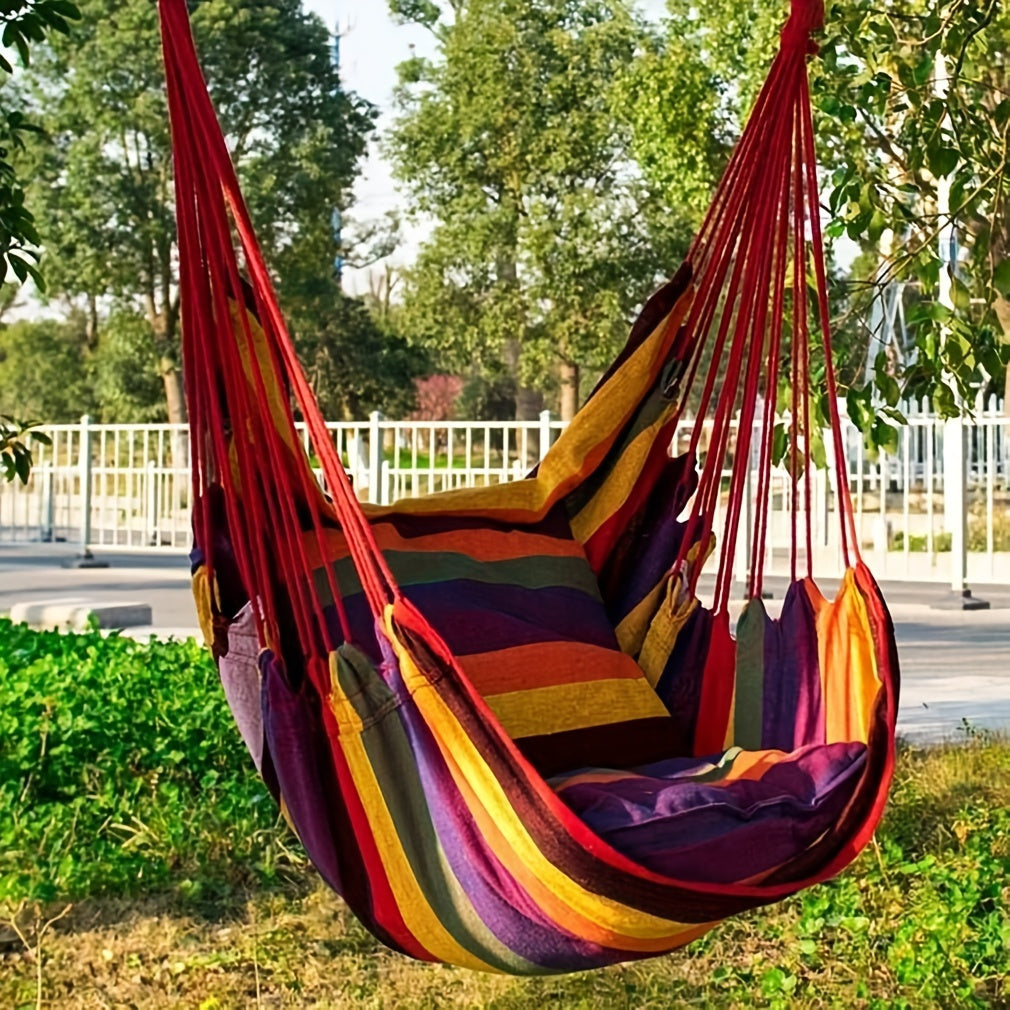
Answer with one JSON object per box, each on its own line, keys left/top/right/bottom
{"left": 597, "top": 454, "right": 698, "bottom": 625}
{"left": 558, "top": 741, "right": 866, "bottom": 883}
{"left": 259, "top": 650, "right": 408, "bottom": 958}
{"left": 762, "top": 581, "right": 824, "bottom": 751}
{"left": 380, "top": 501, "right": 576, "bottom": 541}
{"left": 331, "top": 582, "right": 620, "bottom": 660}
{"left": 368, "top": 636, "right": 640, "bottom": 972}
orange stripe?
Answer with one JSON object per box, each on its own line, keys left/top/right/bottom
{"left": 301, "top": 522, "right": 586, "bottom": 570}
{"left": 729, "top": 748, "right": 793, "bottom": 782}
{"left": 458, "top": 641, "right": 650, "bottom": 695}
{"left": 436, "top": 723, "right": 708, "bottom": 954}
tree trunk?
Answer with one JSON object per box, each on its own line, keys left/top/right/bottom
{"left": 85, "top": 294, "right": 99, "bottom": 353}
{"left": 559, "top": 359, "right": 580, "bottom": 421}
{"left": 503, "top": 337, "right": 543, "bottom": 420}
{"left": 160, "top": 357, "right": 187, "bottom": 425}
{"left": 496, "top": 252, "right": 542, "bottom": 422}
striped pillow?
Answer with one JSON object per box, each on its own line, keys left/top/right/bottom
{"left": 314, "top": 503, "right": 675, "bottom": 776}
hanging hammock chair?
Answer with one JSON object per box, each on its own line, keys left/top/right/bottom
{"left": 159, "top": 0, "right": 899, "bottom": 976}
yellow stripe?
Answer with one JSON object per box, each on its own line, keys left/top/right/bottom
{"left": 326, "top": 664, "right": 498, "bottom": 972}
{"left": 191, "top": 569, "right": 216, "bottom": 649}
{"left": 615, "top": 581, "right": 667, "bottom": 656}
{"left": 821, "top": 570, "right": 881, "bottom": 744}
{"left": 570, "top": 412, "right": 673, "bottom": 545}
{"left": 485, "top": 677, "right": 670, "bottom": 739}
{"left": 638, "top": 581, "right": 699, "bottom": 688}
{"left": 385, "top": 610, "right": 705, "bottom": 947}
{"left": 378, "top": 290, "right": 693, "bottom": 522}
{"left": 233, "top": 304, "right": 299, "bottom": 457}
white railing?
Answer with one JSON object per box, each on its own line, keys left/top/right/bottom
{"left": 2, "top": 402, "right": 1008, "bottom": 585}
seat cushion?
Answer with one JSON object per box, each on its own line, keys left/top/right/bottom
{"left": 312, "top": 502, "right": 676, "bottom": 776}
{"left": 552, "top": 740, "right": 868, "bottom": 882}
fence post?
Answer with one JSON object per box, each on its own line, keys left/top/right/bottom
{"left": 64, "top": 414, "right": 108, "bottom": 568}
{"left": 42, "top": 465, "right": 55, "bottom": 543}
{"left": 146, "top": 459, "right": 159, "bottom": 546}
{"left": 380, "top": 459, "right": 391, "bottom": 506}
{"left": 939, "top": 416, "right": 989, "bottom": 608}
{"left": 538, "top": 410, "right": 552, "bottom": 463}
{"left": 367, "top": 411, "right": 383, "bottom": 505}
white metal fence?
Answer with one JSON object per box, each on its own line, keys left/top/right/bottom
{"left": 2, "top": 402, "right": 1008, "bottom": 585}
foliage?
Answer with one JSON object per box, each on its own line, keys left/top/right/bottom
{"left": 0, "top": 315, "right": 94, "bottom": 421}
{"left": 815, "top": 0, "right": 1010, "bottom": 433}
{"left": 0, "top": 415, "right": 50, "bottom": 483}
{"left": 0, "top": 312, "right": 169, "bottom": 423}
{"left": 0, "top": 620, "right": 294, "bottom": 904}
{"left": 388, "top": 0, "right": 678, "bottom": 418}
{"left": 411, "top": 374, "right": 463, "bottom": 421}
{"left": 619, "top": 0, "right": 781, "bottom": 230}
{"left": 284, "top": 281, "right": 426, "bottom": 421}
{"left": 89, "top": 311, "right": 169, "bottom": 423}
{"left": 613, "top": 1, "right": 1010, "bottom": 450}
{"left": 456, "top": 367, "right": 518, "bottom": 422}
{"left": 27, "top": 0, "right": 375, "bottom": 423}
{"left": 0, "top": 0, "right": 81, "bottom": 294}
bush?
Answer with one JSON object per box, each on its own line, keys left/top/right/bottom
{"left": 0, "top": 620, "right": 293, "bottom": 905}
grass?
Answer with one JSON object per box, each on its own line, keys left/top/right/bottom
{"left": 1, "top": 621, "right": 1008, "bottom": 1007}
{"left": 891, "top": 509, "right": 1010, "bottom": 553}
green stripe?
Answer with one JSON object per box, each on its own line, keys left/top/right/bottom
{"left": 317, "top": 550, "right": 603, "bottom": 605}
{"left": 733, "top": 599, "right": 767, "bottom": 751}
{"left": 334, "top": 645, "right": 543, "bottom": 975}
{"left": 564, "top": 382, "right": 670, "bottom": 522}
{"left": 690, "top": 746, "right": 745, "bottom": 783}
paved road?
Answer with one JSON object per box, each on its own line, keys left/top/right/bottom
{"left": 2, "top": 543, "right": 1007, "bottom": 744}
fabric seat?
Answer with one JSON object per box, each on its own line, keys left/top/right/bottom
{"left": 552, "top": 741, "right": 867, "bottom": 885}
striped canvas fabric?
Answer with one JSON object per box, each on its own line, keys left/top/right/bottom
{"left": 307, "top": 504, "right": 678, "bottom": 776}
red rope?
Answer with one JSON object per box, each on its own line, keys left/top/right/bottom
{"left": 160, "top": 0, "right": 401, "bottom": 672}
{"left": 159, "top": 0, "right": 856, "bottom": 665}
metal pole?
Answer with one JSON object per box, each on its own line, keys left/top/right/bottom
{"left": 64, "top": 414, "right": 108, "bottom": 568}
{"left": 934, "top": 49, "right": 986, "bottom": 609}
{"left": 42, "top": 465, "right": 55, "bottom": 543}
{"left": 367, "top": 411, "right": 383, "bottom": 506}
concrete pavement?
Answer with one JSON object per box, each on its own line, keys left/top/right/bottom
{"left": 1, "top": 542, "right": 1007, "bottom": 744}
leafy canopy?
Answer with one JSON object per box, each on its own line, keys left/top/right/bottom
{"left": 388, "top": 0, "right": 682, "bottom": 416}
{"left": 28, "top": 0, "right": 376, "bottom": 422}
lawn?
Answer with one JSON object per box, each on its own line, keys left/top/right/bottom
{"left": 1, "top": 620, "right": 1007, "bottom": 1008}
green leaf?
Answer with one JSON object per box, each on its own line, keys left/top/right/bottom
{"left": 771, "top": 422, "right": 789, "bottom": 466}
{"left": 871, "top": 418, "right": 899, "bottom": 456}
{"left": 993, "top": 260, "right": 1010, "bottom": 298}
{"left": 950, "top": 276, "right": 971, "bottom": 311}
{"left": 927, "top": 145, "right": 960, "bottom": 179}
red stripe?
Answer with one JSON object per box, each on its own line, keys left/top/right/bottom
{"left": 692, "top": 615, "right": 737, "bottom": 757}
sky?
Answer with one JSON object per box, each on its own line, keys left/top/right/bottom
{"left": 302, "top": 1, "right": 669, "bottom": 293}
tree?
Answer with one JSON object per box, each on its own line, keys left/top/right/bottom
{"left": 618, "top": 0, "right": 1010, "bottom": 443}
{"left": 1, "top": 1, "right": 81, "bottom": 483}
{"left": 1, "top": 1, "right": 81, "bottom": 294}
{"left": 815, "top": 0, "right": 1010, "bottom": 422}
{"left": 0, "top": 315, "right": 95, "bottom": 421}
{"left": 28, "top": 0, "right": 375, "bottom": 425}
{"left": 388, "top": 0, "right": 678, "bottom": 421}
{"left": 280, "top": 265, "right": 427, "bottom": 420}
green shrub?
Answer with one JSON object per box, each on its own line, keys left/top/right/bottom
{"left": 892, "top": 530, "right": 953, "bottom": 552}
{"left": 0, "top": 620, "right": 294, "bottom": 904}
{"left": 892, "top": 511, "right": 1010, "bottom": 554}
